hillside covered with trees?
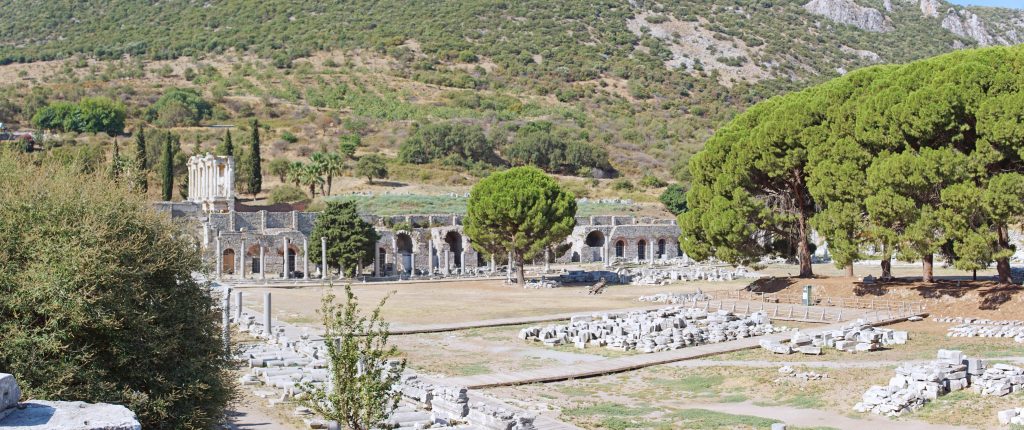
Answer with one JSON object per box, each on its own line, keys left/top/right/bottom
{"left": 0, "top": 0, "right": 1021, "bottom": 207}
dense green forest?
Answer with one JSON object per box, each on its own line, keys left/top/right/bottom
{"left": 0, "top": 0, "right": 1018, "bottom": 183}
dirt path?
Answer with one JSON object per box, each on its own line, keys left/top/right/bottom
{"left": 694, "top": 401, "right": 975, "bottom": 430}
{"left": 671, "top": 356, "right": 1024, "bottom": 369}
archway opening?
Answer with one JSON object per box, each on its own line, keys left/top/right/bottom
{"left": 222, "top": 249, "right": 235, "bottom": 274}
{"left": 637, "top": 240, "right": 647, "bottom": 260}
{"left": 615, "top": 240, "right": 625, "bottom": 258}
{"left": 658, "top": 239, "right": 666, "bottom": 259}
{"left": 571, "top": 251, "right": 580, "bottom": 263}
{"left": 286, "top": 248, "right": 297, "bottom": 275}
{"left": 396, "top": 233, "right": 414, "bottom": 274}
{"left": 445, "top": 231, "right": 463, "bottom": 268}
{"left": 378, "top": 247, "right": 387, "bottom": 276}
{"left": 585, "top": 230, "right": 605, "bottom": 247}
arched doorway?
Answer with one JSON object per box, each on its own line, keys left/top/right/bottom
{"left": 445, "top": 231, "right": 463, "bottom": 268}
{"left": 658, "top": 239, "right": 666, "bottom": 259}
{"left": 615, "top": 240, "right": 625, "bottom": 258}
{"left": 396, "top": 233, "right": 414, "bottom": 275}
{"left": 378, "top": 247, "right": 387, "bottom": 276}
{"left": 637, "top": 240, "right": 647, "bottom": 260}
{"left": 571, "top": 251, "right": 580, "bottom": 262}
{"left": 585, "top": 230, "right": 605, "bottom": 262}
{"left": 222, "top": 249, "right": 236, "bottom": 274}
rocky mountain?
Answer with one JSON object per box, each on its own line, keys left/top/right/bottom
{"left": 804, "top": 0, "right": 1023, "bottom": 45}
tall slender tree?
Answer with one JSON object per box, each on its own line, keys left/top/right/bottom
{"left": 134, "top": 126, "right": 148, "bottom": 192}
{"left": 247, "top": 119, "right": 262, "bottom": 197}
{"left": 161, "top": 135, "right": 174, "bottom": 201}
{"left": 223, "top": 129, "right": 234, "bottom": 157}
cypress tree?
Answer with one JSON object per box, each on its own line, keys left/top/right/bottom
{"left": 161, "top": 136, "right": 174, "bottom": 201}
{"left": 247, "top": 119, "right": 262, "bottom": 197}
{"left": 223, "top": 130, "right": 234, "bottom": 157}
{"left": 135, "top": 126, "right": 148, "bottom": 192}
{"left": 109, "top": 139, "right": 122, "bottom": 180}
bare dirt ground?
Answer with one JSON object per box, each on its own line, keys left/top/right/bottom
{"left": 238, "top": 272, "right": 749, "bottom": 328}
{"left": 754, "top": 263, "right": 1024, "bottom": 320}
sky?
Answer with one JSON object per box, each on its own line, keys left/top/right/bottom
{"left": 948, "top": 0, "right": 1024, "bottom": 8}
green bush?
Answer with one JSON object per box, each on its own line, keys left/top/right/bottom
{"left": 660, "top": 183, "right": 688, "bottom": 215}
{"left": 0, "top": 151, "right": 233, "bottom": 429}
{"left": 31, "top": 97, "right": 125, "bottom": 135}
{"left": 611, "top": 178, "right": 634, "bottom": 191}
{"left": 281, "top": 130, "right": 299, "bottom": 143}
{"left": 268, "top": 184, "right": 311, "bottom": 204}
{"left": 640, "top": 174, "right": 667, "bottom": 188}
{"left": 398, "top": 122, "right": 493, "bottom": 165}
{"left": 147, "top": 87, "right": 212, "bottom": 127}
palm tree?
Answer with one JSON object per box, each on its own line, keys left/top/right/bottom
{"left": 311, "top": 151, "right": 344, "bottom": 196}
{"left": 298, "top": 164, "right": 325, "bottom": 198}
{"left": 287, "top": 161, "right": 305, "bottom": 187}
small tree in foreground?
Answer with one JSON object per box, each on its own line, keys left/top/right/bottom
{"left": 300, "top": 285, "right": 405, "bottom": 430}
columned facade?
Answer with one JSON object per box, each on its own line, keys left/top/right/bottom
{"left": 187, "top": 153, "right": 235, "bottom": 212}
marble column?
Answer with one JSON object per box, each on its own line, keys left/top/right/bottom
{"left": 321, "top": 236, "right": 328, "bottom": 279}
{"left": 222, "top": 287, "right": 230, "bottom": 357}
{"left": 428, "top": 239, "right": 434, "bottom": 275}
{"left": 507, "top": 250, "right": 513, "bottom": 281}
{"left": 282, "top": 237, "right": 289, "bottom": 279}
{"left": 544, "top": 248, "right": 550, "bottom": 273}
{"left": 303, "top": 239, "right": 309, "bottom": 279}
{"left": 649, "top": 240, "right": 655, "bottom": 267}
{"left": 410, "top": 251, "right": 416, "bottom": 277}
{"left": 443, "top": 246, "right": 450, "bottom": 275}
{"left": 235, "top": 290, "right": 243, "bottom": 321}
{"left": 459, "top": 250, "right": 466, "bottom": 274}
{"left": 263, "top": 292, "right": 272, "bottom": 336}
{"left": 490, "top": 254, "right": 496, "bottom": 274}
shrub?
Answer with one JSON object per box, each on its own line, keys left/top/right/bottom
{"left": 147, "top": 87, "right": 212, "bottom": 127}
{"left": 504, "top": 122, "right": 612, "bottom": 176}
{"left": 660, "top": 183, "right": 688, "bottom": 215}
{"left": 31, "top": 97, "right": 126, "bottom": 135}
{"left": 281, "top": 130, "right": 299, "bottom": 143}
{"left": 640, "top": 174, "right": 667, "bottom": 189}
{"left": 398, "top": 123, "right": 493, "bottom": 165}
{"left": 268, "top": 184, "right": 311, "bottom": 204}
{"left": 0, "top": 151, "right": 233, "bottom": 428}
{"left": 611, "top": 178, "right": 634, "bottom": 191}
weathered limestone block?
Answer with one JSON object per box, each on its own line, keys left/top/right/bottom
{"left": 0, "top": 400, "right": 141, "bottom": 430}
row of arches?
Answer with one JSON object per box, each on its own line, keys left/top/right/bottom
{"left": 583, "top": 230, "right": 677, "bottom": 260}
{"left": 220, "top": 245, "right": 300, "bottom": 276}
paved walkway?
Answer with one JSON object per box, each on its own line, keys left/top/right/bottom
{"left": 672, "top": 356, "right": 1024, "bottom": 369}
{"left": 442, "top": 314, "right": 921, "bottom": 388}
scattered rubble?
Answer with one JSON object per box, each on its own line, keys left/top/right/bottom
{"left": 626, "top": 266, "right": 761, "bottom": 286}
{"left": 777, "top": 366, "right": 827, "bottom": 381}
{"left": 233, "top": 311, "right": 537, "bottom": 429}
{"left": 637, "top": 291, "right": 708, "bottom": 304}
{"left": 519, "top": 308, "right": 786, "bottom": 353}
{"left": 854, "top": 350, "right": 983, "bottom": 416}
{"left": 974, "top": 363, "right": 1024, "bottom": 397}
{"left": 522, "top": 278, "right": 561, "bottom": 289}
{"left": 936, "top": 317, "right": 1024, "bottom": 343}
{"left": 760, "top": 320, "right": 908, "bottom": 355}
{"left": 998, "top": 408, "right": 1024, "bottom": 425}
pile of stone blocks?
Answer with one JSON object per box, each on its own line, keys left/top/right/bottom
{"left": 974, "top": 363, "right": 1024, "bottom": 397}
{"left": 637, "top": 291, "right": 708, "bottom": 304}
{"left": 519, "top": 308, "right": 784, "bottom": 353}
{"left": 393, "top": 376, "right": 536, "bottom": 430}
{"left": 853, "top": 350, "right": 981, "bottom": 416}
{"left": 0, "top": 373, "right": 141, "bottom": 430}
{"left": 777, "top": 366, "right": 827, "bottom": 381}
{"left": 760, "top": 320, "right": 908, "bottom": 355}
{"left": 998, "top": 408, "right": 1024, "bottom": 425}
{"left": 939, "top": 317, "right": 1024, "bottom": 343}
{"left": 522, "top": 278, "right": 561, "bottom": 289}
{"left": 627, "top": 266, "right": 762, "bottom": 286}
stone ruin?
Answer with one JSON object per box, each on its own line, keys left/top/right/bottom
{"left": 637, "top": 291, "right": 709, "bottom": 305}
{"left": 777, "top": 366, "right": 827, "bottom": 382}
{"left": 518, "top": 307, "right": 786, "bottom": 353}
{"left": 0, "top": 373, "right": 141, "bottom": 430}
{"left": 625, "top": 265, "right": 761, "bottom": 286}
{"left": 974, "top": 363, "right": 1024, "bottom": 397}
{"left": 854, "top": 350, "right": 983, "bottom": 416}
{"left": 760, "top": 320, "right": 908, "bottom": 355}
{"left": 998, "top": 407, "right": 1024, "bottom": 425}
{"left": 234, "top": 310, "right": 536, "bottom": 430}
{"left": 522, "top": 278, "right": 562, "bottom": 289}
{"left": 937, "top": 316, "right": 1024, "bottom": 343}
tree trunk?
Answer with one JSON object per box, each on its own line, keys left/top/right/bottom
{"left": 922, "top": 254, "right": 934, "bottom": 283}
{"left": 327, "top": 176, "right": 333, "bottom": 196}
{"left": 514, "top": 251, "right": 525, "bottom": 285}
{"left": 792, "top": 169, "right": 813, "bottom": 278}
{"left": 973, "top": 269, "right": 977, "bottom": 281}
{"left": 996, "top": 225, "right": 1012, "bottom": 284}
{"left": 845, "top": 264, "right": 854, "bottom": 277}
{"left": 881, "top": 254, "right": 892, "bottom": 280}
